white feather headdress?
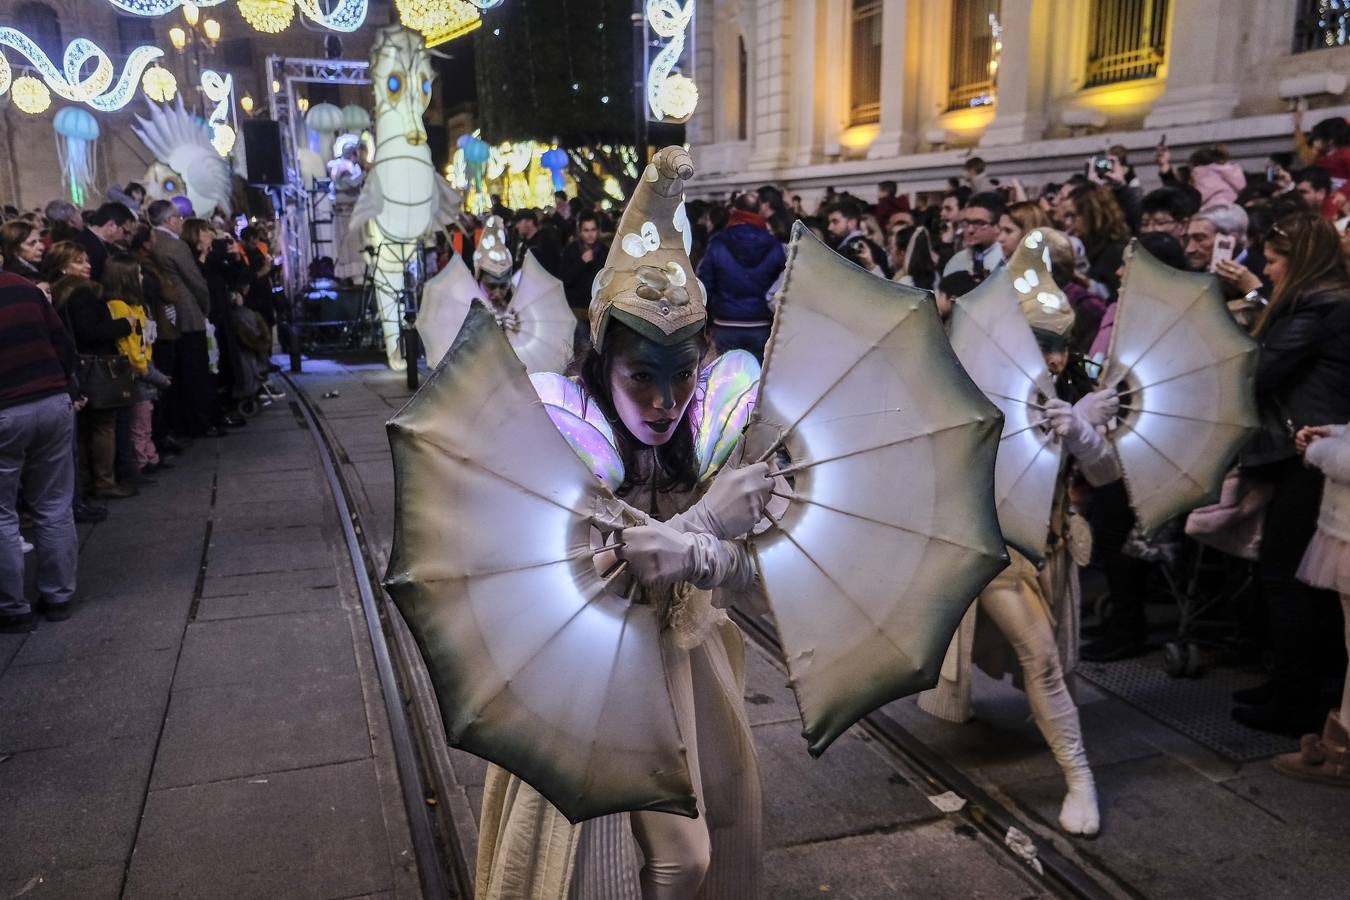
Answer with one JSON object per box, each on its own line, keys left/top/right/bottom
{"left": 133, "top": 98, "right": 232, "bottom": 216}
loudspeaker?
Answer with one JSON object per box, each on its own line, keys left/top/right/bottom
{"left": 242, "top": 120, "right": 285, "bottom": 186}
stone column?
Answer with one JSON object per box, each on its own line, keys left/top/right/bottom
{"left": 867, "top": 0, "right": 915, "bottom": 159}
{"left": 980, "top": 0, "right": 1050, "bottom": 146}
{"left": 789, "top": 0, "right": 821, "bottom": 165}
{"left": 1143, "top": 0, "right": 1241, "bottom": 128}
{"left": 747, "top": 0, "right": 795, "bottom": 171}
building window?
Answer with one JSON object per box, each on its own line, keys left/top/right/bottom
{"left": 14, "top": 2, "right": 62, "bottom": 63}
{"left": 848, "top": 0, "right": 883, "bottom": 126}
{"left": 1293, "top": 0, "right": 1350, "bottom": 53}
{"left": 117, "top": 14, "right": 156, "bottom": 56}
{"left": 736, "top": 35, "right": 748, "bottom": 140}
{"left": 1084, "top": 0, "right": 1171, "bottom": 89}
{"left": 947, "top": 0, "right": 1000, "bottom": 110}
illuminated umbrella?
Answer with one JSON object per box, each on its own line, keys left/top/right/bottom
{"left": 385, "top": 303, "right": 695, "bottom": 822}
{"left": 417, "top": 252, "right": 485, "bottom": 367}
{"left": 1100, "top": 239, "right": 1260, "bottom": 533}
{"left": 740, "top": 224, "right": 1008, "bottom": 755}
{"left": 948, "top": 229, "right": 1068, "bottom": 563}
{"left": 417, "top": 250, "right": 574, "bottom": 373}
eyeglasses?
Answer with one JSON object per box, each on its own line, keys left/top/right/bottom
{"left": 962, "top": 218, "right": 994, "bottom": 228}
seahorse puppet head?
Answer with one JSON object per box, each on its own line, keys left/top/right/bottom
{"left": 368, "top": 25, "right": 437, "bottom": 242}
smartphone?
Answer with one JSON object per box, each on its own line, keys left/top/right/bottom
{"left": 1092, "top": 156, "right": 1113, "bottom": 177}
{"left": 1159, "top": 133, "right": 1167, "bottom": 147}
{"left": 1266, "top": 165, "right": 1281, "bottom": 182}
{"left": 1209, "top": 234, "right": 1238, "bottom": 272}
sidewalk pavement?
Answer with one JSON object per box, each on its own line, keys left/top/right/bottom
{"left": 1, "top": 400, "right": 417, "bottom": 900}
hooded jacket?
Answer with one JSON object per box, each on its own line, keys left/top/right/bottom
{"left": 1191, "top": 161, "right": 1247, "bottom": 211}
{"left": 697, "top": 212, "right": 787, "bottom": 324}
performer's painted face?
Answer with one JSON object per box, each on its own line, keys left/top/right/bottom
{"left": 607, "top": 332, "right": 701, "bottom": 447}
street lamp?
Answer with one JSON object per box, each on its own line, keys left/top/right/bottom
{"left": 167, "top": 3, "right": 221, "bottom": 115}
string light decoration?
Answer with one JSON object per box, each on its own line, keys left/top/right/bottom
{"left": 11, "top": 75, "right": 51, "bottom": 114}
{"left": 238, "top": 0, "right": 295, "bottom": 33}
{"left": 0, "top": 27, "right": 164, "bottom": 112}
{"left": 200, "top": 69, "right": 235, "bottom": 155}
{"left": 644, "top": 0, "right": 697, "bottom": 123}
{"left": 210, "top": 122, "right": 236, "bottom": 155}
{"left": 109, "top": 0, "right": 368, "bottom": 33}
{"left": 395, "top": 0, "right": 483, "bottom": 48}
{"left": 105, "top": 1, "right": 228, "bottom": 15}
{"left": 142, "top": 65, "right": 178, "bottom": 101}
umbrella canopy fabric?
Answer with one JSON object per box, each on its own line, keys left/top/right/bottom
{"left": 508, "top": 251, "right": 577, "bottom": 373}
{"left": 1101, "top": 240, "right": 1260, "bottom": 534}
{"left": 384, "top": 303, "right": 696, "bottom": 823}
{"left": 417, "top": 252, "right": 486, "bottom": 367}
{"left": 948, "top": 239, "right": 1066, "bottom": 564}
{"left": 741, "top": 224, "right": 1008, "bottom": 756}
{"left": 416, "top": 251, "right": 574, "bottom": 374}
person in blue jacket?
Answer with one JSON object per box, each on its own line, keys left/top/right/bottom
{"left": 696, "top": 192, "right": 787, "bottom": 362}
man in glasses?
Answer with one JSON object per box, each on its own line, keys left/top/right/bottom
{"left": 1138, "top": 187, "right": 1196, "bottom": 244}
{"left": 943, "top": 192, "right": 1006, "bottom": 282}
{"left": 75, "top": 203, "right": 137, "bottom": 281}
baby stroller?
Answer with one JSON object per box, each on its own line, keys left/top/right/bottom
{"left": 233, "top": 304, "right": 285, "bottom": 415}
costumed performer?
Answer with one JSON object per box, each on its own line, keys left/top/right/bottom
{"left": 920, "top": 229, "right": 1119, "bottom": 836}
{"left": 475, "top": 146, "right": 773, "bottom": 899}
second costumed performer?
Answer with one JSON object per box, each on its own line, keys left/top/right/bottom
{"left": 476, "top": 146, "right": 771, "bottom": 897}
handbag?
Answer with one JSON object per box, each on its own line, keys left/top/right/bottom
{"left": 78, "top": 354, "right": 135, "bottom": 409}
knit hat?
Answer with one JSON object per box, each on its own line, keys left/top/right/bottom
{"left": 474, "top": 214, "right": 513, "bottom": 285}
{"left": 1009, "top": 228, "right": 1075, "bottom": 344}
{"left": 589, "top": 146, "right": 704, "bottom": 351}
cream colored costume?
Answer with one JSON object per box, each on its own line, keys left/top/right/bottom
{"left": 474, "top": 147, "right": 764, "bottom": 899}
{"left": 923, "top": 229, "right": 1119, "bottom": 836}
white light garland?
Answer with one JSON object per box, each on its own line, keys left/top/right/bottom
{"left": 200, "top": 69, "right": 235, "bottom": 156}
{"left": 644, "top": 0, "right": 696, "bottom": 122}
{"left": 295, "top": 0, "right": 369, "bottom": 32}
{"left": 105, "top": 0, "right": 229, "bottom": 15}
{"left": 0, "top": 27, "right": 164, "bottom": 112}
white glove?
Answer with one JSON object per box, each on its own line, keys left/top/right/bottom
{"left": 671, "top": 462, "right": 775, "bottom": 538}
{"left": 1073, "top": 389, "right": 1119, "bottom": 429}
{"left": 618, "top": 521, "right": 697, "bottom": 586}
{"left": 1043, "top": 398, "right": 1121, "bottom": 486}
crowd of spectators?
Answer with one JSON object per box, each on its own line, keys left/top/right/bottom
{"left": 1, "top": 185, "right": 285, "bottom": 632}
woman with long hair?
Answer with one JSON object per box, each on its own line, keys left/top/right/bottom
{"left": 51, "top": 243, "right": 134, "bottom": 500}
{"left": 1235, "top": 212, "right": 1350, "bottom": 735}
{"left": 1065, "top": 184, "right": 1130, "bottom": 299}
{"left": 895, "top": 226, "right": 940, "bottom": 293}
{"left": 996, "top": 200, "right": 1051, "bottom": 261}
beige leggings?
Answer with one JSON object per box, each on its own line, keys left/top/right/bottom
{"left": 630, "top": 809, "right": 711, "bottom": 899}
{"left": 979, "top": 576, "right": 1090, "bottom": 780}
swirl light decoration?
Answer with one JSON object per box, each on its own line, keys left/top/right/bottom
{"left": 395, "top": 0, "right": 483, "bottom": 47}
{"left": 109, "top": 0, "right": 369, "bottom": 32}
{"left": 645, "top": 0, "right": 697, "bottom": 123}
{"left": 105, "top": 1, "right": 229, "bottom": 14}
{"left": 295, "top": 0, "right": 369, "bottom": 31}
{"left": 238, "top": 0, "right": 295, "bottom": 33}
{"left": 200, "top": 69, "right": 235, "bottom": 155}
{"left": 0, "top": 27, "right": 164, "bottom": 112}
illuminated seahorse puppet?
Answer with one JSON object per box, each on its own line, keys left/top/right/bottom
{"left": 348, "top": 24, "right": 460, "bottom": 370}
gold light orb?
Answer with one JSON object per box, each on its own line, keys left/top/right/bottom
{"left": 297, "top": 96, "right": 310, "bottom": 113}
{"left": 211, "top": 123, "right": 237, "bottom": 156}
{"left": 658, "top": 74, "right": 699, "bottom": 123}
{"left": 240, "top": 93, "right": 255, "bottom": 114}
{"left": 142, "top": 66, "right": 178, "bottom": 103}
{"left": 395, "top": 0, "right": 482, "bottom": 47}
{"left": 12, "top": 76, "right": 52, "bottom": 115}
{"left": 239, "top": 0, "right": 295, "bottom": 34}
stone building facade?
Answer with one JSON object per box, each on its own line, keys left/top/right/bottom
{"left": 686, "top": 0, "right": 1350, "bottom": 203}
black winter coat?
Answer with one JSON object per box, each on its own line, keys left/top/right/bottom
{"left": 1243, "top": 283, "right": 1350, "bottom": 467}
{"left": 697, "top": 223, "right": 787, "bottom": 323}
{"left": 54, "top": 276, "right": 130, "bottom": 356}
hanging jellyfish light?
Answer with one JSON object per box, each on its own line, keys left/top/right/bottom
{"left": 458, "top": 133, "right": 490, "bottom": 193}
{"left": 541, "top": 146, "right": 568, "bottom": 192}
{"left": 53, "top": 106, "right": 101, "bottom": 205}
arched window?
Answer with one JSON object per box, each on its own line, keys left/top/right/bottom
{"left": 849, "top": 0, "right": 882, "bottom": 126}
{"left": 14, "top": 2, "right": 63, "bottom": 63}
{"left": 737, "top": 35, "right": 748, "bottom": 140}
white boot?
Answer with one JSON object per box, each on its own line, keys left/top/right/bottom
{"left": 1058, "top": 765, "right": 1100, "bottom": 836}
